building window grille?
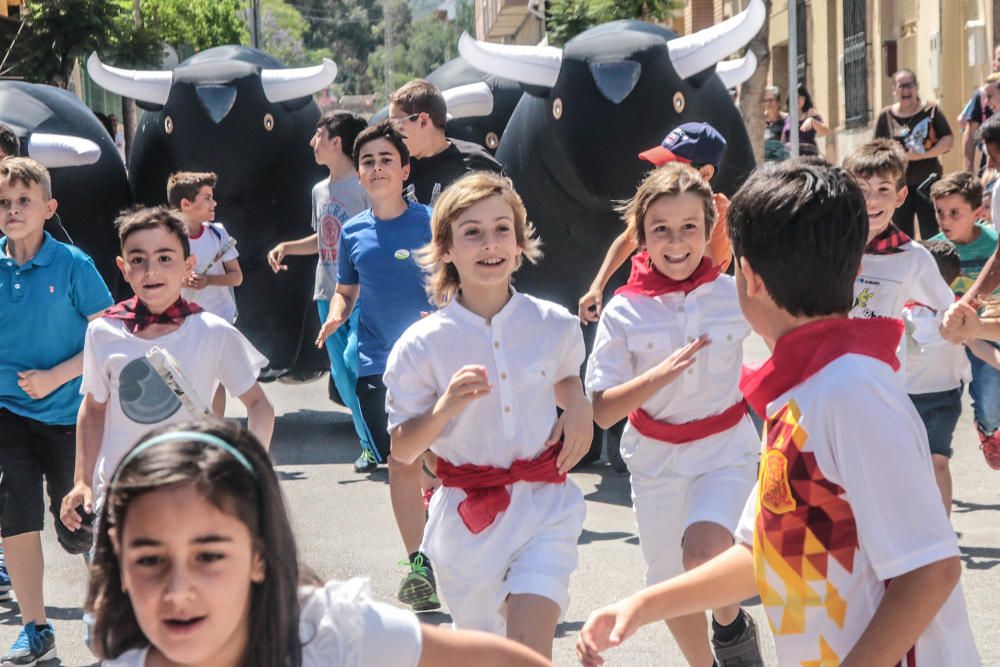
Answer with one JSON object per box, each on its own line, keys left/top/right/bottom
{"left": 843, "top": 0, "right": 869, "bottom": 128}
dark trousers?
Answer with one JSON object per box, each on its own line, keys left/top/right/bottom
{"left": 356, "top": 374, "right": 391, "bottom": 463}
{"left": 893, "top": 187, "right": 939, "bottom": 240}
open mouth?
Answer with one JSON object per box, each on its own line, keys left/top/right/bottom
{"left": 663, "top": 253, "right": 690, "bottom": 264}
{"left": 477, "top": 257, "right": 506, "bottom": 267}
{"left": 868, "top": 210, "right": 885, "bottom": 220}
{"left": 142, "top": 282, "right": 165, "bottom": 290}
{"left": 163, "top": 616, "right": 206, "bottom": 634}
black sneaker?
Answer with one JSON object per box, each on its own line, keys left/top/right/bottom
{"left": 712, "top": 610, "right": 765, "bottom": 667}
{"left": 2, "top": 622, "right": 56, "bottom": 666}
{"left": 397, "top": 552, "right": 441, "bottom": 612}
{"left": 353, "top": 449, "right": 378, "bottom": 473}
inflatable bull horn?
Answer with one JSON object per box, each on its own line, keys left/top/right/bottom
{"left": 442, "top": 81, "right": 495, "bottom": 120}
{"left": 458, "top": 0, "right": 764, "bottom": 91}
{"left": 715, "top": 51, "right": 758, "bottom": 90}
{"left": 27, "top": 133, "right": 101, "bottom": 168}
{"left": 87, "top": 53, "right": 338, "bottom": 107}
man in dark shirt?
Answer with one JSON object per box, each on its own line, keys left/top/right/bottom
{"left": 388, "top": 80, "right": 502, "bottom": 205}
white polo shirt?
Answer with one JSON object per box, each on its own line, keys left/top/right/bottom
{"left": 903, "top": 302, "right": 970, "bottom": 394}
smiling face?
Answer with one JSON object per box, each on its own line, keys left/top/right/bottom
{"left": 117, "top": 226, "right": 196, "bottom": 314}
{"left": 114, "top": 483, "right": 264, "bottom": 667}
{"left": 356, "top": 137, "right": 410, "bottom": 201}
{"left": 442, "top": 194, "right": 522, "bottom": 295}
{"left": 0, "top": 179, "right": 56, "bottom": 246}
{"left": 855, "top": 173, "right": 906, "bottom": 241}
{"left": 641, "top": 192, "right": 708, "bottom": 281}
{"left": 893, "top": 72, "right": 918, "bottom": 104}
{"left": 934, "top": 193, "right": 980, "bottom": 245}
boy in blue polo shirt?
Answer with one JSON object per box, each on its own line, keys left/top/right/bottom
{"left": 314, "top": 120, "right": 437, "bottom": 612}
{"left": 0, "top": 158, "right": 112, "bottom": 665}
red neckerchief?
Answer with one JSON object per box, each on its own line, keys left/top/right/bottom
{"left": 435, "top": 445, "right": 566, "bottom": 534}
{"left": 615, "top": 252, "right": 720, "bottom": 297}
{"left": 103, "top": 296, "right": 204, "bottom": 333}
{"left": 739, "top": 317, "right": 903, "bottom": 417}
{"left": 865, "top": 223, "right": 911, "bottom": 255}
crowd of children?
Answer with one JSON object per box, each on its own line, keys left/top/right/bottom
{"left": 0, "top": 70, "right": 994, "bottom": 667}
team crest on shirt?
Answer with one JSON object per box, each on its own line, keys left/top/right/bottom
{"left": 760, "top": 449, "right": 796, "bottom": 514}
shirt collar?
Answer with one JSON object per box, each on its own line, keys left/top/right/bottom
{"left": 1, "top": 231, "right": 57, "bottom": 269}
{"left": 444, "top": 287, "right": 521, "bottom": 327}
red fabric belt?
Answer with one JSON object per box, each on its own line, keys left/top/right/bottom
{"left": 628, "top": 399, "right": 748, "bottom": 445}
{"left": 436, "top": 445, "right": 566, "bottom": 534}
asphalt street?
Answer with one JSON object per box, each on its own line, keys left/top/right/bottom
{"left": 2, "top": 335, "right": 998, "bottom": 666}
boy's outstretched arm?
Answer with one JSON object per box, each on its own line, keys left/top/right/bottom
{"left": 419, "top": 624, "right": 553, "bottom": 667}
{"left": 267, "top": 233, "right": 319, "bottom": 273}
{"left": 238, "top": 382, "right": 275, "bottom": 450}
{"left": 316, "top": 283, "right": 359, "bottom": 347}
{"left": 577, "top": 543, "right": 757, "bottom": 666}
{"left": 841, "top": 556, "right": 961, "bottom": 667}
{"left": 551, "top": 375, "right": 594, "bottom": 474}
{"left": 578, "top": 231, "right": 637, "bottom": 323}
{"left": 61, "top": 393, "right": 107, "bottom": 530}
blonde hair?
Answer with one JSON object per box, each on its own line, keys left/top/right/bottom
{"left": 621, "top": 162, "right": 716, "bottom": 246}
{"left": 416, "top": 171, "right": 541, "bottom": 308}
{"left": 0, "top": 157, "right": 52, "bottom": 200}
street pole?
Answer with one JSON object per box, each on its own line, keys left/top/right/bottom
{"left": 384, "top": 0, "right": 394, "bottom": 99}
{"left": 788, "top": 0, "right": 799, "bottom": 158}
{"left": 252, "top": 0, "right": 262, "bottom": 49}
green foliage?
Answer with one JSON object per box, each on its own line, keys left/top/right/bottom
{"left": 128, "top": 0, "right": 247, "bottom": 54}
{"left": 259, "top": 0, "right": 332, "bottom": 67}
{"left": 546, "top": 0, "right": 681, "bottom": 46}
{"left": 295, "top": 0, "right": 384, "bottom": 95}
{"left": 367, "top": 6, "right": 460, "bottom": 101}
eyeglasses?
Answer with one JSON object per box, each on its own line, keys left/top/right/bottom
{"left": 763, "top": 98, "right": 778, "bottom": 103}
{"left": 388, "top": 112, "right": 420, "bottom": 128}
{"left": 896, "top": 80, "right": 916, "bottom": 90}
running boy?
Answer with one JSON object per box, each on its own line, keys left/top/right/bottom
{"left": 267, "top": 111, "right": 375, "bottom": 473}
{"left": 585, "top": 163, "right": 762, "bottom": 667}
{"left": 902, "top": 240, "right": 969, "bottom": 512}
{"left": 577, "top": 160, "right": 980, "bottom": 667}
{"left": 167, "top": 172, "right": 243, "bottom": 416}
{"left": 578, "top": 122, "right": 733, "bottom": 324}
{"left": 59, "top": 206, "right": 273, "bottom": 538}
{"left": 0, "top": 157, "right": 113, "bottom": 665}
{"left": 383, "top": 171, "right": 590, "bottom": 658}
{"left": 313, "top": 121, "right": 438, "bottom": 612}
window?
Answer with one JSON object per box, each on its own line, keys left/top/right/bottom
{"left": 843, "top": 0, "right": 869, "bottom": 128}
{"left": 796, "top": 0, "right": 808, "bottom": 83}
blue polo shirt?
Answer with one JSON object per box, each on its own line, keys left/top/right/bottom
{"left": 337, "top": 202, "right": 432, "bottom": 376}
{"left": 0, "top": 232, "right": 113, "bottom": 425}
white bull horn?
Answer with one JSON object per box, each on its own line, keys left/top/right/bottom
{"left": 443, "top": 81, "right": 495, "bottom": 120}
{"left": 715, "top": 50, "right": 758, "bottom": 89}
{"left": 27, "top": 133, "right": 101, "bottom": 168}
{"left": 260, "top": 59, "right": 338, "bottom": 103}
{"left": 87, "top": 53, "right": 172, "bottom": 105}
{"left": 458, "top": 32, "right": 562, "bottom": 88}
{"left": 668, "top": 0, "right": 766, "bottom": 80}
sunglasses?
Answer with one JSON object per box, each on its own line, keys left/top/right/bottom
{"left": 389, "top": 112, "right": 420, "bottom": 128}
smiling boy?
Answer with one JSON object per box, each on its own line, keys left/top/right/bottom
{"left": 0, "top": 158, "right": 113, "bottom": 665}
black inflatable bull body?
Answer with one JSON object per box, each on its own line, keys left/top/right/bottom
{"left": 0, "top": 82, "right": 130, "bottom": 287}
{"left": 460, "top": 0, "right": 764, "bottom": 309}
{"left": 89, "top": 46, "right": 338, "bottom": 379}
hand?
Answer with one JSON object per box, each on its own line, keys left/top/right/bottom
{"left": 653, "top": 335, "right": 710, "bottom": 383}
{"left": 712, "top": 192, "right": 730, "bottom": 221}
{"left": 267, "top": 243, "right": 288, "bottom": 273}
{"left": 549, "top": 397, "right": 594, "bottom": 474}
{"left": 184, "top": 272, "right": 209, "bottom": 289}
{"left": 799, "top": 117, "right": 814, "bottom": 133}
{"left": 436, "top": 365, "right": 491, "bottom": 419}
{"left": 578, "top": 288, "right": 602, "bottom": 324}
{"left": 577, "top": 598, "right": 644, "bottom": 666}
{"left": 17, "top": 369, "right": 61, "bottom": 399}
{"left": 942, "top": 301, "right": 980, "bottom": 343}
{"left": 60, "top": 482, "right": 93, "bottom": 531}
{"left": 315, "top": 314, "right": 345, "bottom": 348}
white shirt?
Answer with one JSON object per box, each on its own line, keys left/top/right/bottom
{"left": 585, "top": 276, "right": 758, "bottom": 476}
{"left": 101, "top": 579, "right": 422, "bottom": 667}
{"left": 182, "top": 222, "right": 239, "bottom": 322}
{"left": 81, "top": 313, "right": 266, "bottom": 501}
{"left": 903, "top": 302, "right": 970, "bottom": 394}
{"left": 852, "top": 242, "right": 954, "bottom": 374}
{"left": 735, "top": 354, "right": 980, "bottom": 667}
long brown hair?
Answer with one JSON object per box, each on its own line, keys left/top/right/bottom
{"left": 85, "top": 420, "right": 306, "bottom": 667}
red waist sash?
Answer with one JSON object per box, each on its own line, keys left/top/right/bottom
{"left": 628, "top": 400, "right": 748, "bottom": 445}
{"left": 436, "top": 445, "right": 566, "bottom": 534}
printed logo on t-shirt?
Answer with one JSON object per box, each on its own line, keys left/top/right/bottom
{"left": 851, "top": 276, "right": 900, "bottom": 319}
{"left": 760, "top": 449, "right": 796, "bottom": 514}
{"left": 319, "top": 215, "right": 341, "bottom": 263}
{"left": 394, "top": 249, "right": 411, "bottom": 260}
{"left": 118, "top": 357, "right": 181, "bottom": 424}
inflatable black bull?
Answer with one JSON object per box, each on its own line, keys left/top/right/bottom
{"left": 0, "top": 82, "right": 130, "bottom": 288}
{"left": 459, "top": 0, "right": 764, "bottom": 309}
{"left": 88, "top": 46, "right": 336, "bottom": 380}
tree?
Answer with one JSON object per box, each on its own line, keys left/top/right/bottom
{"left": 127, "top": 0, "right": 248, "bottom": 55}
{"left": 257, "top": 0, "right": 332, "bottom": 67}
{"left": 296, "top": 0, "right": 384, "bottom": 95}
{"left": 367, "top": 5, "right": 462, "bottom": 102}
{"left": 546, "top": 0, "right": 680, "bottom": 46}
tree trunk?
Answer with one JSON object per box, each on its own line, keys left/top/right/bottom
{"left": 738, "top": 0, "right": 771, "bottom": 166}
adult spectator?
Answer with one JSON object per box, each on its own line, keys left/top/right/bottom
{"left": 875, "top": 68, "right": 954, "bottom": 239}
{"left": 959, "top": 45, "right": 1000, "bottom": 173}
{"left": 781, "top": 84, "right": 829, "bottom": 156}
{"left": 763, "top": 85, "right": 788, "bottom": 161}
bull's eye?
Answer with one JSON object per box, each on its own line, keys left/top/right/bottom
{"left": 164, "top": 116, "right": 174, "bottom": 134}
{"left": 485, "top": 131, "right": 500, "bottom": 150}
{"left": 552, "top": 97, "right": 563, "bottom": 120}
{"left": 673, "top": 92, "right": 685, "bottom": 113}
{"left": 263, "top": 113, "right": 275, "bottom": 131}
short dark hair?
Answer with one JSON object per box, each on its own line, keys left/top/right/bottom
{"left": 728, "top": 159, "right": 867, "bottom": 316}
{"left": 316, "top": 110, "right": 368, "bottom": 157}
{"left": 115, "top": 206, "right": 191, "bottom": 258}
{"left": 920, "top": 239, "right": 961, "bottom": 286}
{"left": 352, "top": 119, "right": 410, "bottom": 170}
{"left": 166, "top": 171, "right": 217, "bottom": 209}
{"left": 842, "top": 139, "right": 907, "bottom": 189}
{"left": 0, "top": 123, "right": 19, "bottom": 158}
{"left": 977, "top": 114, "right": 1000, "bottom": 147}
{"left": 390, "top": 79, "right": 448, "bottom": 129}
{"left": 930, "top": 171, "right": 983, "bottom": 209}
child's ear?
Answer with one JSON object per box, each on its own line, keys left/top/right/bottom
{"left": 109, "top": 526, "right": 121, "bottom": 556}
{"left": 250, "top": 550, "right": 266, "bottom": 584}
{"left": 185, "top": 254, "right": 196, "bottom": 272}
{"left": 179, "top": 198, "right": 191, "bottom": 212}
{"left": 401, "top": 163, "right": 411, "bottom": 182}
{"left": 739, "top": 256, "right": 764, "bottom": 298}
{"left": 116, "top": 255, "right": 127, "bottom": 276}
{"left": 45, "top": 198, "right": 58, "bottom": 219}
{"left": 895, "top": 185, "right": 908, "bottom": 209}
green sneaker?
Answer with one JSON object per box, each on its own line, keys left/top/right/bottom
{"left": 353, "top": 448, "right": 378, "bottom": 473}
{"left": 397, "top": 552, "right": 441, "bottom": 612}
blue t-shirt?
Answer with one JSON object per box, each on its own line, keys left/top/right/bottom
{"left": 0, "top": 232, "right": 113, "bottom": 425}
{"left": 337, "top": 202, "right": 432, "bottom": 376}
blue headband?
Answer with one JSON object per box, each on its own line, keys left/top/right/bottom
{"left": 111, "top": 431, "right": 256, "bottom": 486}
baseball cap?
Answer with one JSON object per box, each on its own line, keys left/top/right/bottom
{"left": 638, "top": 122, "right": 727, "bottom": 169}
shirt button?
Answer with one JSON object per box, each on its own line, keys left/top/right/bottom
{"left": 727, "top": 334, "right": 733, "bottom": 342}
{"left": 686, "top": 369, "right": 694, "bottom": 375}
{"left": 504, "top": 406, "right": 511, "bottom": 413}
{"left": 647, "top": 342, "right": 653, "bottom": 350}
{"left": 501, "top": 372, "right": 508, "bottom": 380}
{"left": 494, "top": 341, "right": 500, "bottom": 349}
{"left": 14, "top": 284, "right": 20, "bottom": 289}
